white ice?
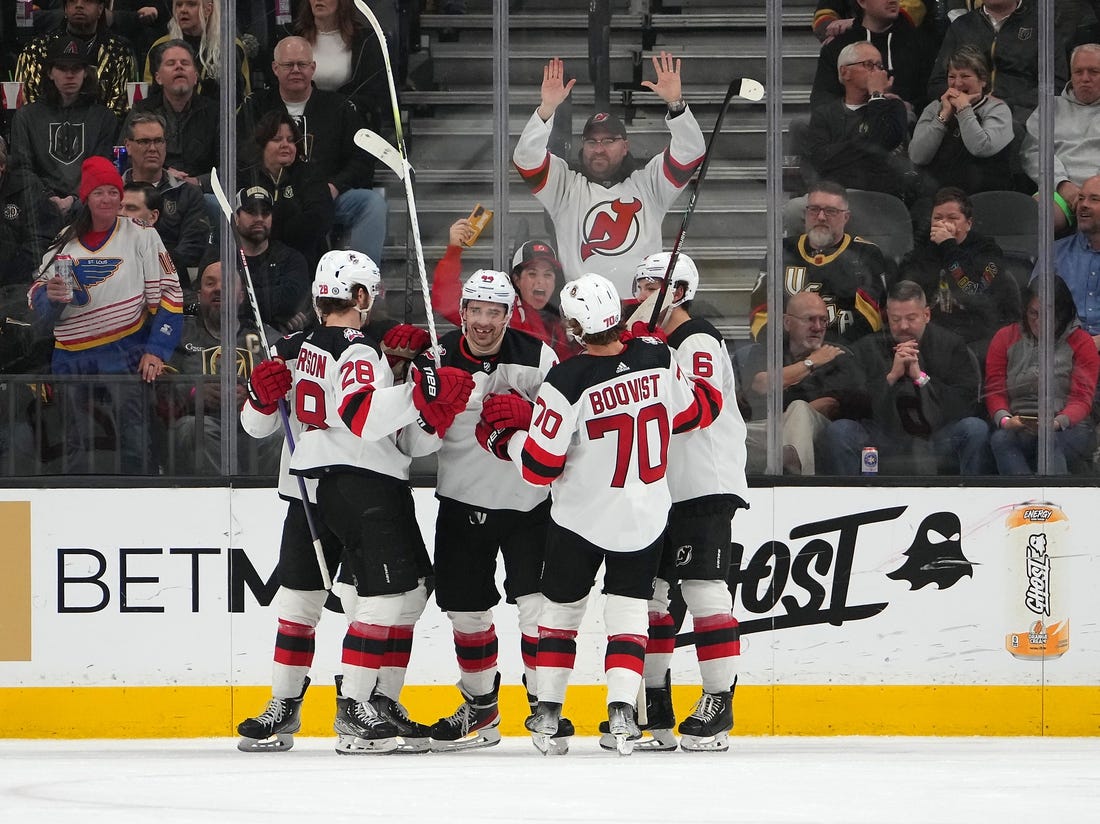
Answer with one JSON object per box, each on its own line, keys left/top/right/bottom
{"left": 1, "top": 736, "right": 1097, "bottom": 823}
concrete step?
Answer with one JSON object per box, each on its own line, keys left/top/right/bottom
{"left": 429, "top": 43, "right": 640, "bottom": 87}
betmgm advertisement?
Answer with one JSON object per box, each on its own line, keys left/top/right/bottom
{"left": 1, "top": 487, "right": 1097, "bottom": 737}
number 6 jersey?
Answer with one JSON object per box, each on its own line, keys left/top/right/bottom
{"left": 510, "top": 335, "right": 722, "bottom": 552}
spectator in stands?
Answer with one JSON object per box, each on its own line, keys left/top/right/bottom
{"left": 1049, "top": 174, "right": 1100, "bottom": 340}
{"left": 742, "top": 290, "right": 868, "bottom": 475}
{"left": 160, "top": 250, "right": 279, "bottom": 475}
{"left": 144, "top": 0, "right": 250, "bottom": 104}
{"left": 239, "top": 110, "right": 334, "bottom": 274}
{"left": 27, "top": 155, "right": 183, "bottom": 473}
{"left": 812, "top": 0, "right": 927, "bottom": 43}
{"left": 240, "top": 36, "right": 386, "bottom": 266}
{"left": 289, "top": 0, "right": 388, "bottom": 129}
{"left": 0, "top": 135, "right": 56, "bottom": 289}
{"left": 430, "top": 219, "right": 576, "bottom": 361}
{"left": 513, "top": 52, "right": 705, "bottom": 295}
{"left": 16, "top": 0, "right": 138, "bottom": 118}
{"left": 750, "top": 181, "right": 889, "bottom": 346}
{"left": 1021, "top": 44, "right": 1100, "bottom": 237}
{"left": 823, "top": 279, "right": 990, "bottom": 475}
{"left": 120, "top": 180, "right": 161, "bottom": 225}
{"left": 810, "top": 0, "right": 931, "bottom": 118}
{"left": 130, "top": 39, "right": 218, "bottom": 192}
{"left": 927, "top": 0, "right": 1067, "bottom": 132}
{"left": 897, "top": 187, "right": 1019, "bottom": 362}
{"left": 232, "top": 185, "right": 311, "bottom": 334}
{"left": 9, "top": 37, "right": 117, "bottom": 222}
{"left": 985, "top": 276, "right": 1099, "bottom": 475}
{"left": 908, "top": 45, "right": 1013, "bottom": 209}
{"left": 802, "top": 42, "right": 912, "bottom": 200}
{"left": 121, "top": 111, "right": 210, "bottom": 281}
{"left": 34, "top": 0, "right": 170, "bottom": 60}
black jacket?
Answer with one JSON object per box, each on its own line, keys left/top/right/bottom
{"left": 238, "top": 159, "right": 335, "bottom": 273}
{"left": 130, "top": 90, "right": 220, "bottom": 191}
{"left": 803, "top": 97, "right": 910, "bottom": 197}
{"left": 241, "top": 240, "right": 311, "bottom": 334}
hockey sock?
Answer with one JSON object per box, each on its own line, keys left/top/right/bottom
{"left": 606, "top": 633, "right": 647, "bottom": 706}
{"left": 643, "top": 610, "right": 676, "bottom": 688}
{"left": 341, "top": 621, "right": 389, "bottom": 701}
{"left": 272, "top": 618, "right": 315, "bottom": 699}
{"left": 515, "top": 593, "right": 543, "bottom": 697}
{"left": 375, "top": 623, "right": 414, "bottom": 700}
{"left": 453, "top": 624, "right": 498, "bottom": 697}
{"left": 535, "top": 627, "right": 577, "bottom": 705}
{"left": 693, "top": 613, "right": 740, "bottom": 693}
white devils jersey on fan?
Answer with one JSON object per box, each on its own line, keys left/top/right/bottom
{"left": 666, "top": 317, "right": 749, "bottom": 503}
{"left": 239, "top": 331, "right": 317, "bottom": 501}
{"left": 288, "top": 325, "right": 419, "bottom": 480}
{"left": 403, "top": 328, "right": 558, "bottom": 512}
{"left": 509, "top": 336, "right": 722, "bottom": 552}
{"left": 512, "top": 108, "right": 704, "bottom": 295}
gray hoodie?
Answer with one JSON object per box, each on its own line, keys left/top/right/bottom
{"left": 1021, "top": 84, "right": 1100, "bottom": 188}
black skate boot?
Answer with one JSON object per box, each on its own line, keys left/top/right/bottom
{"left": 607, "top": 701, "right": 642, "bottom": 756}
{"left": 428, "top": 673, "right": 501, "bottom": 752}
{"left": 236, "top": 676, "right": 310, "bottom": 752}
{"left": 334, "top": 679, "right": 399, "bottom": 755}
{"left": 523, "top": 675, "right": 575, "bottom": 750}
{"left": 678, "top": 677, "right": 735, "bottom": 752}
{"left": 599, "top": 671, "right": 677, "bottom": 752}
{"left": 370, "top": 691, "right": 432, "bottom": 754}
{"left": 525, "top": 701, "right": 567, "bottom": 756}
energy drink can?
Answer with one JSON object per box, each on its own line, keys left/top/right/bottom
{"left": 1005, "top": 503, "right": 1070, "bottom": 660}
{"left": 16, "top": 1, "right": 34, "bottom": 28}
{"left": 861, "top": 446, "right": 878, "bottom": 475}
{"left": 113, "top": 145, "right": 129, "bottom": 175}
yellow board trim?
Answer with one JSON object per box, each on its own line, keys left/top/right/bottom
{"left": 3, "top": 685, "right": 1099, "bottom": 738}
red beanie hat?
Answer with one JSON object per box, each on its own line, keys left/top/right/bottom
{"left": 78, "top": 156, "right": 124, "bottom": 203}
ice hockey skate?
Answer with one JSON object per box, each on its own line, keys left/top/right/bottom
{"left": 678, "top": 680, "right": 734, "bottom": 752}
{"left": 236, "top": 676, "right": 310, "bottom": 752}
{"left": 428, "top": 674, "right": 501, "bottom": 752}
{"left": 607, "top": 701, "right": 642, "bottom": 756}
{"left": 524, "top": 678, "right": 574, "bottom": 753}
{"left": 525, "top": 701, "right": 569, "bottom": 756}
{"left": 370, "top": 692, "right": 432, "bottom": 753}
{"left": 333, "top": 683, "right": 399, "bottom": 754}
{"left": 598, "top": 672, "right": 678, "bottom": 752}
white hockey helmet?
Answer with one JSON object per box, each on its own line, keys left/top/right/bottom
{"left": 461, "top": 269, "right": 515, "bottom": 318}
{"left": 559, "top": 273, "right": 621, "bottom": 339}
{"left": 313, "top": 250, "right": 381, "bottom": 314}
{"left": 632, "top": 251, "right": 699, "bottom": 304}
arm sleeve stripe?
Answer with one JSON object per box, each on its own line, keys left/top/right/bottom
{"left": 855, "top": 288, "right": 883, "bottom": 331}
{"left": 514, "top": 154, "right": 552, "bottom": 193}
{"left": 339, "top": 390, "right": 373, "bottom": 436}
{"left": 672, "top": 378, "right": 723, "bottom": 434}
{"left": 662, "top": 147, "right": 702, "bottom": 187}
{"left": 520, "top": 437, "right": 565, "bottom": 485}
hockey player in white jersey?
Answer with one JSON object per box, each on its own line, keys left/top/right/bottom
{"left": 512, "top": 52, "right": 705, "bottom": 294}
{"left": 477, "top": 273, "right": 723, "bottom": 755}
{"left": 239, "top": 250, "right": 474, "bottom": 754}
{"left": 602, "top": 251, "right": 749, "bottom": 753}
{"left": 402, "top": 269, "right": 569, "bottom": 751}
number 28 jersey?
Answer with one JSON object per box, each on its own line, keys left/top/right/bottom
{"left": 511, "top": 336, "right": 722, "bottom": 553}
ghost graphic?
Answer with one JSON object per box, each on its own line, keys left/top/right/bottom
{"left": 888, "top": 511, "right": 973, "bottom": 590}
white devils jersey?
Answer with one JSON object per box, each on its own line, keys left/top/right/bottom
{"left": 288, "top": 325, "right": 419, "bottom": 480}
{"left": 512, "top": 107, "right": 704, "bottom": 295}
{"left": 666, "top": 318, "right": 748, "bottom": 503}
{"left": 511, "top": 336, "right": 722, "bottom": 552}
{"left": 239, "top": 331, "right": 317, "bottom": 501}
{"left": 403, "top": 328, "right": 558, "bottom": 512}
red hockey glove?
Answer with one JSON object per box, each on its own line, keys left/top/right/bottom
{"left": 416, "top": 400, "right": 458, "bottom": 439}
{"left": 411, "top": 363, "right": 474, "bottom": 413}
{"left": 621, "top": 321, "right": 667, "bottom": 344}
{"left": 247, "top": 358, "right": 291, "bottom": 413}
{"left": 480, "top": 392, "right": 533, "bottom": 432}
{"left": 382, "top": 323, "right": 431, "bottom": 367}
{"left": 475, "top": 419, "right": 517, "bottom": 461}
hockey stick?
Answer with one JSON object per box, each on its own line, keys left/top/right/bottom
{"left": 210, "top": 167, "right": 333, "bottom": 591}
{"left": 354, "top": 0, "right": 441, "bottom": 365}
{"left": 647, "top": 77, "right": 764, "bottom": 331}
{"left": 353, "top": 128, "right": 405, "bottom": 180}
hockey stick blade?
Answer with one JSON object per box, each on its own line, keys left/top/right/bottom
{"left": 738, "top": 77, "right": 765, "bottom": 102}
{"left": 354, "top": 128, "right": 406, "bottom": 180}
{"left": 209, "top": 166, "right": 235, "bottom": 223}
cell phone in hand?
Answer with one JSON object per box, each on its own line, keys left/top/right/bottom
{"left": 463, "top": 203, "right": 494, "bottom": 247}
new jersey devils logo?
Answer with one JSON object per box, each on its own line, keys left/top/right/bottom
{"left": 580, "top": 198, "right": 642, "bottom": 260}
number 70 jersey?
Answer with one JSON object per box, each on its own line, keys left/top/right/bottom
{"left": 515, "top": 336, "right": 722, "bottom": 553}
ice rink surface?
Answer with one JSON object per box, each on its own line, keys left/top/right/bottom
{"left": 2, "top": 736, "right": 1097, "bottom": 823}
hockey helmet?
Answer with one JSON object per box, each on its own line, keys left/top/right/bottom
{"left": 313, "top": 249, "right": 381, "bottom": 307}
{"left": 461, "top": 269, "right": 516, "bottom": 318}
{"left": 559, "top": 273, "right": 621, "bottom": 338}
{"left": 632, "top": 251, "right": 699, "bottom": 304}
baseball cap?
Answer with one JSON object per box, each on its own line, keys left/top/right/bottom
{"left": 235, "top": 186, "right": 273, "bottom": 213}
{"left": 511, "top": 240, "right": 563, "bottom": 276}
{"left": 582, "top": 112, "right": 627, "bottom": 139}
{"left": 45, "top": 37, "right": 92, "bottom": 68}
